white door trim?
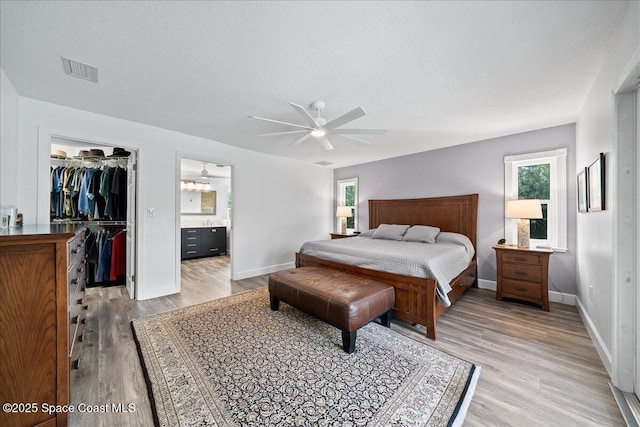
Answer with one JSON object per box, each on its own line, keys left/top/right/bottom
{"left": 175, "top": 152, "right": 235, "bottom": 292}
{"left": 611, "top": 49, "right": 639, "bottom": 393}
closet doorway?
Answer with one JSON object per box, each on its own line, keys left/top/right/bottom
{"left": 177, "top": 155, "right": 232, "bottom": 299}
{"left": 42, "top": 136, "right": 138, "bottom": 299}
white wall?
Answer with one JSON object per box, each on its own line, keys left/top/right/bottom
{"left": 575, "top": 1, "right": 639, "bottom": 375}
{"left": 13, "top": 96, "right": 333, "bottom": 299}
{"left": 0, "top": 69, "right": 20, "bottom": 206}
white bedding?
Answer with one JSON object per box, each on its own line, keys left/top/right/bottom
{"left": 299, "top": 233, "right": 475, "bottom": 307}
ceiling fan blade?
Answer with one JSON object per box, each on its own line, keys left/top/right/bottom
{"left": 258, "top": 130, "right": 309, "bottom": 137}
{"left": 248, "top": 115, "right": 314, "bottom": 130}
{"left": 324, "top": 107, "right": 366, "bottom": 130}
{"left": 328, "top": 128, "right": 388, "bottom": 135}
{"left": 289, "top": 132, "right": 312, "bottom": 147}
{"left": 339, "top": 134, "right": 373, "bottom": 145}
{"left": 319, "top": 136, "right": 335, "bottom": 151}
{"left": 289, "top": 102, "right": 321, "bottom": 128}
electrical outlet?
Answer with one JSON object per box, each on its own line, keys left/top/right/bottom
{"left": 147, "top": 207, "right": 155, "bottom": 217}
{"left": 588, "top": 286, "right": 594, "bottom": 301}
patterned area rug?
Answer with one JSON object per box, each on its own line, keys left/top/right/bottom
{"left": 132, "top": 288, "right": 479, "bottom": 426}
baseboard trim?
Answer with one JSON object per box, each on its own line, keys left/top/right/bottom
{"left": 234, "top": 262, "right": 295, "bottom": 281}
{"left": 477, "top": 279, "right": 496, "bottom": 291}
{"left": 610, "top": 383, "right": 640, "bottom": 427}
{"left": 576, "top": 297, "right": 613, "bottom": 376}
{"left": 477, "top": 279, "right": 575, "bottom": 306}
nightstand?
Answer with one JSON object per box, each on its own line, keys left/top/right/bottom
{"left": 493, "top": 245, "right": 552, "bottom": 311}
{"left": 330, "top": 233, "right": 359, "bottom": 239}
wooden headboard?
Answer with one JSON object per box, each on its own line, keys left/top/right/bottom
{"left": 368, "top": 194, "right": 479, "bottom": 250}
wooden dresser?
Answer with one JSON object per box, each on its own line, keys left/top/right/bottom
{"left": 0, "top": 224, "right": 86, "bottom": 427}
{"left": 493, "top": 245, "right": 552, "bottom": 311}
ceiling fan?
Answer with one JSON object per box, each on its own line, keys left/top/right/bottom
{"left": 248, "top": 101, "right": 387, "bottom": 150}
{"left": 200, "top": 163, "right": 213, "bottom": 180}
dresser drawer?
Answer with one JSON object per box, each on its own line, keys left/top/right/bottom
{"left": 501, "top": 252, "right": 542, "bottom": 265}
{"left": 182, "top": 229, "right": 200, "bottom": 239}
{"left": 68, "top": 304, "right": 84, "bottom": 351}
{"left": 182, "top": 243, "right": 200, "bottom": 258}
{"left": 67, "top": 260, "right": 85, "bottom": 303}
{"left": 183, "top": 235, "right": 200, "bottom": 243}
{"left": 183, "top": 240, "right": 200, "bottom": 250}
{"left": 69, "top": 320, "right": 85, "bottom": 370}
{"left": 66, "top": 232, "right": 85, "bottom": 266}
{"left": 73, "top": 288, "right": 86, "bottom": 307}
{"left": 207, "top": 247, "right": 221, "bottom": 256}
{"left": 501, "top": 279, "right": 542, "bottom": 300}
{"left": 502, "top": 262, "right": 542, "bottom": 283}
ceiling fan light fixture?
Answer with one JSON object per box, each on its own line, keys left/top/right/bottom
{"left": 249, "top": 100, "right": 386, "bottom": 150}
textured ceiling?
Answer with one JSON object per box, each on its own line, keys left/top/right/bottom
{"left": 0, "top": 1, "right": 631, "bottom": 168}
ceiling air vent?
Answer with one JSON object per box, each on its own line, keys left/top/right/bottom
{"left": 314, "top": 161, "right": 334, "bottom": 167}
{"left": 61, "top": 57, "right": 98, "bottom": 83}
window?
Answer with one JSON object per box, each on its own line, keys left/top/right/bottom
{"left": 504, "top": 149, "right": 567, "bottom": 251}
{"left": 336, "top": 178, "right": 358, "bottom": 233}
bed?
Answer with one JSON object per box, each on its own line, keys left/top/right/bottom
{"left": 296, "top": 193, "right": 478, "bottom": 339}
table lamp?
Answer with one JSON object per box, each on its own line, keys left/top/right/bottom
{"left": 506, "top": 199, "right": 543, "bottom": 248}
{"left": 336, "top": 206, "right": 353, "bottom": 235}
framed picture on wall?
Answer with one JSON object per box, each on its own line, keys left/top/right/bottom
{"left": 588, "top": 153, "right": 605, "bottom": 212}
{"left": 577, "top": 168, "right": 588, "bottom": 213}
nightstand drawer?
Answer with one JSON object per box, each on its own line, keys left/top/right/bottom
{"left": 501, "top": 252, "right": 542, "bottom": 265}
{"left": 502, "top": 263, "right": 542, "bottom": 283}
{"left": 501, "top": 279, "right": 542, "bottom": 299}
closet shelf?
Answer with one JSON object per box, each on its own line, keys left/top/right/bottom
{"left": 50, "top": 157, "right": 128, "bottom": 167}
{"left": 52, "top": 219, "right": 126, "bottom": 227}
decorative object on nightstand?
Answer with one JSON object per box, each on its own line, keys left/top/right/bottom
{"left": 493, "top": 245, "right": 552, "bottom": 311}
{"left": 336, "top": 206, "right": 353, "bottom": 235}
{"left": 505, "top": 199, "right": 542, "bottom": 248}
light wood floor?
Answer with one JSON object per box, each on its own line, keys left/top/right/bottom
{"left": 71, "top": 256, "right": 624, "bottom": 426}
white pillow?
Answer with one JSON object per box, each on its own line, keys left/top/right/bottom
{"left": 402, "top": 225, "right": 441, "bottom": 243}
{"left": 371, "top": 224, "right": 410, "bottom": 241}
{"left": 356, "top": 228, "right": 377, "bottom": 238}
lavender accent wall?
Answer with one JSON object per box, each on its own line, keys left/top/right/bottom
{"left": 335, "top": 124, "right": 577, "bottom": 294}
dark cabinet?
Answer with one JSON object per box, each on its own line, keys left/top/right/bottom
{"left": 181, "top": 227, "right": 226, "bottom": 260}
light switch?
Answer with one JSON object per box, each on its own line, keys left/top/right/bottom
{"left": 147, "top": 208, "right": 155, "bottom": 217}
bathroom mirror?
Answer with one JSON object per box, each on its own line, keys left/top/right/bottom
{"left": 181, "top": 191, "right": 216, "bottom": 215}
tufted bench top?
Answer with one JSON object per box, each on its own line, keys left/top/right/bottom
{"left": 268, "top": 266, "right": 395, "bottom": 353}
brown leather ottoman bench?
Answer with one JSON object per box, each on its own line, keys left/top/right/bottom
{"left": 268, "top": 266, "right": 395, "bottom": 353}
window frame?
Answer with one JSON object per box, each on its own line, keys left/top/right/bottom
{"left": 336, "top": 177, "right": 358, "bottom": 233}
{"left": 504, "top": 148, "right": 567, "bottom": 252}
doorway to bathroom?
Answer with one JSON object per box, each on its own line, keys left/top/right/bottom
{"left": 177, "top": 155, "right": 233, "bottom": 299}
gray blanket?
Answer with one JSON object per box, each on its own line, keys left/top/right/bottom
{"left": 299, "top": 234, "right": 474, "bottom": 307}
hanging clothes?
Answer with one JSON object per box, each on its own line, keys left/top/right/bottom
{"left": 84, "top": 226, "right": 126, "bottom": 287}
{"left": 49, "top": 159, "right": 127, "bottom": 221}
{"left": 110, "top": 230, "right": 126, "bottom": 281}
{"left": 111, "top": 166, "right": 127, "bottom": 221}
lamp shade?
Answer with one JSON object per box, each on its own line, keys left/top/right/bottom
{"left": 336, "top": 206, "right": 353, "bottom": 218}
{"left": 506, "top": 199, "right": 543, "bottom": 219}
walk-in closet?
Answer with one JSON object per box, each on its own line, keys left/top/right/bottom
{"left": 49, "top": 137, "right": 138, "bottom": 298}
